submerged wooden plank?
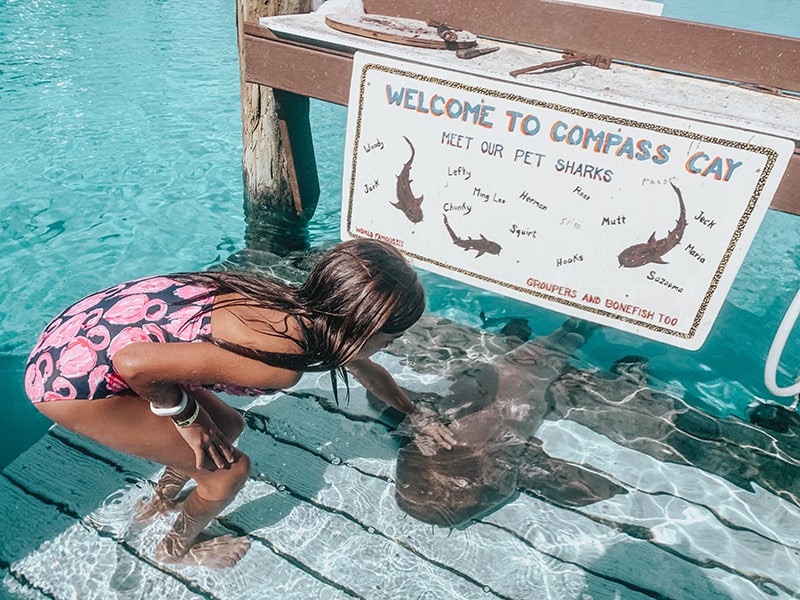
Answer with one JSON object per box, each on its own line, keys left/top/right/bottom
{"left": 536, "top": 420, "right": 800, "bottom": 597}
{"left": 225, "top": 480, "right": 494, "bottom": 599}
{"left": 234, "top": 391, "right": 710, "bottom": 599}
{"left": 4, "top": 355, "right": 800, "bottom": 599}
{"left": 0, "top": 473, "right": 202, "bottom": 600}
{"left": 10, "top": 522, "right": 204, "bottom": 600}
{"left": 1, "top": 429, "right": 358, "bottom": 600}
{"left": 265, "top": 391, "right": 799, "bottom": 598}
{"left": 235, "top": 421, "right": 623, "bottom": 600}
{"left": 537, "top": 419, "right": 800, "bottom": 548}
{"left": 0, "top": 476, "right": 79, "bottom": 598}
{"left": 0, "top": 569, "right": 50, "bottom": 600}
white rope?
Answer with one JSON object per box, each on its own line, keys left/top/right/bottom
{"left": 764, "top": 288, "right": 800, "bottom": 397}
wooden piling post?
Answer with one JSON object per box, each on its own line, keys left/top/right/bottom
{"left": 236, "top": 0, "right": 320, "bottom": 254}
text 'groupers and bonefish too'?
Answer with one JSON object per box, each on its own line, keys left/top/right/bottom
{"left": 384, "top": 84, "right": 745, "bottom": 182}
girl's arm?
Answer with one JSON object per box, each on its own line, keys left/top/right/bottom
{"left": 347, "top": 358, "right": 456, "bottom": 449}
{"left": 113, "top": 341, "right": 301, "bottom": 469}
{"left": 345, "top": 358, "right": 414, "bottom": 413}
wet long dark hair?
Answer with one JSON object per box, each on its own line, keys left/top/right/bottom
{"left": 175, "top": 238, "right": 426, "bottom": 377}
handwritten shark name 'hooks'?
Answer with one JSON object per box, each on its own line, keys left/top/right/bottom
{"left": 764, "top": 288, "right": 800, "bottom": 397}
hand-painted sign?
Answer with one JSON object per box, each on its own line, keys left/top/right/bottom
{"left": 341, "top": 52, "right": 793, "bottom": 349}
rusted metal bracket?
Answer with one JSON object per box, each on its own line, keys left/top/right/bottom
{"left": 456, "top": 46, "right": 500, "bottom": 59}
{"left": 426, "top": 18, "right": 500, "bottom": 59}
{"left": 510, "top": 50, "right": 612, "bottom": 77}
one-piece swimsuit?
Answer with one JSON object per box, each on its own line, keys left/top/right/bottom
{"left": 24, "top": 275, "right": 273, "bottom": 403}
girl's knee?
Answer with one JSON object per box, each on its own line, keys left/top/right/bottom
{"left": 199, "top": 452, "right": 251, "bottom": 500}
{"left": 210, "top": 404, "right": 245, "bottom": 442}
{"left": 228, "top": 452, "right": 251, "bottom": 491}
{"left": 226, "top": 409, "right": 245, "bottom": 441}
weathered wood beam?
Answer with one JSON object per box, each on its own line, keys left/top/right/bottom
{"left": 243, "top": 20, "right": 800, "bottom": 217}
{"left": 364, "top": 0, "right": 800, "bottom": 93}
{"left": 243, "top": 24, "right": 353, "bottom": 105}
{"left": 237, "top": 0, "right": 319, "bottom": 254}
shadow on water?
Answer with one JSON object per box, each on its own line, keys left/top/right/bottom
{"left": 0, "top": 352, "right": 51, "bottom": 470}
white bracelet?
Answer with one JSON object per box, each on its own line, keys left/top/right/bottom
{"left": 150, "top": 389, "right": 189, "bottom": 417}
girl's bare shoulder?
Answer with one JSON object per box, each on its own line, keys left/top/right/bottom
{"left": 209, "top": 293, "right": 305, "bottom": 355}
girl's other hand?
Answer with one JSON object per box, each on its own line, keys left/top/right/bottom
{"left": 174, "top": 405, "right": 236, "bottom": 470}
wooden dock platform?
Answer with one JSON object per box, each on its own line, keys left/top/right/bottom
{"left": 3, "top": 318, "right": 800, "bottom": 599}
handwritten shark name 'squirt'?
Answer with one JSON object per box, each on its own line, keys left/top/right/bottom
{"left": 617, "top": 182, "right": 687, "bottom": 268}
{"left": 392, "top": 136, "right": 424, "bottom": 224}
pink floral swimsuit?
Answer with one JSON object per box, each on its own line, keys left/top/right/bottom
{"left": 24, "top": 275, "right": 271, "bottom": 403}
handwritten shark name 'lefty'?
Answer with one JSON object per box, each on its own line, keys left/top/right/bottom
{"left": 443, "top": 214, "right": 502, "bottom": 257}
{"left": 392, "top": 136, "right": 424, "bottom": 223}
{"left": 617, "top": 182, "right": 687, "bottom": 268}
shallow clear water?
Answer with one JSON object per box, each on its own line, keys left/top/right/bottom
{"left": 2, "top": 1, "right": 800, "bottom": 597}
{"left": 1, "top": 0, "right": 798, "bottom": 470}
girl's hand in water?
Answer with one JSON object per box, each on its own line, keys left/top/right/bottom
{"left": 410, "top": 405, "right": 457, "bottom": 453}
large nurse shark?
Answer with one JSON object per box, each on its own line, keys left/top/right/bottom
{"left": 391, "top": 315, "right": 800, "bottom": 527}
{"left": 393, "top": 318, "right": 626, "bottom": 527}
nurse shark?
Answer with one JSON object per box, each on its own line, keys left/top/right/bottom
{"left": 393, "top": 318, "right": 625, "bottom": 527}
{"left": 392, "top": 317, "right": 800, "bottom": 527}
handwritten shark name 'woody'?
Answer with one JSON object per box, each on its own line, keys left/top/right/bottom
{"left": 617, "top": 182, "right": 687, "bottom": 268}
{"left": 392, "top": 136, "right": 424, "bottom": 224}
{"left": 443, "top": 214, "right": 502, "bottom": 258}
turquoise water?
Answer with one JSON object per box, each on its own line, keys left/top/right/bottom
{"left": 1, "top": 0, "right": 798, "bottom": 471}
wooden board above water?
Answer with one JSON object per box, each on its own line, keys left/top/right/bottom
{"left": 324, "top": 14, "right": 477, "bottom": 49}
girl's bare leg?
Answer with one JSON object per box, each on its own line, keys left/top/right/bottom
{"left": 36, "top": 389, "right": 251, "bottom": 568}
{"left": 133, "top": 466, "right": 191, "bottom": 523}
{"left": 155, "top": 490, "right": 249, "bottom": 568}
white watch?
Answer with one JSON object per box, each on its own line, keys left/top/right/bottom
{"left": 149, "top": 389, "right": 189, "bottom": 417}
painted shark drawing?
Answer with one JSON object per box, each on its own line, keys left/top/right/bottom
{"left": 394, "top": 319, "right": 624, "bottom": 527}
{"left": 617, "top": 181, "right": 687, "bottom": 268}
{"left": 393, "top": 136, "right": 424, "bottom": 224}
{"left": 443, "top": 214, "right": 502, "bottom": 258}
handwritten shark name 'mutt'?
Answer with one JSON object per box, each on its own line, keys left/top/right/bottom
{"left": 601, "top": 215, "right": 626, "bottom": 226}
